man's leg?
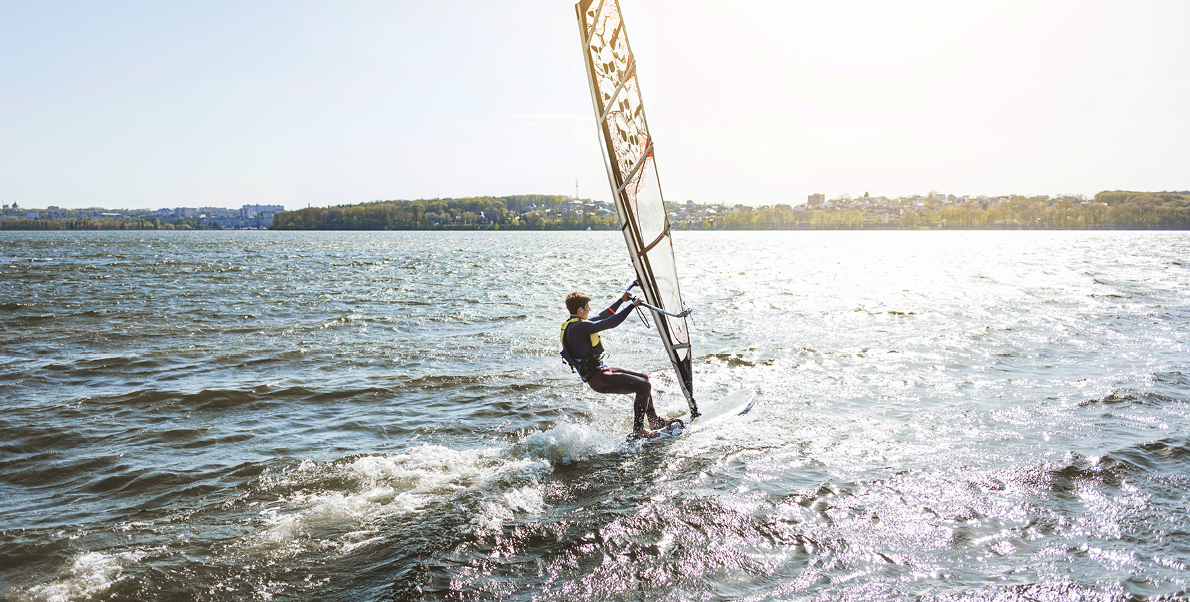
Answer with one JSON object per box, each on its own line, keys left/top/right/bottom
{"left": 606, "top": 367, "right": 659, "bottom": 426}
{"left": 587, "top": 367, "right": 655, "bottom": 430}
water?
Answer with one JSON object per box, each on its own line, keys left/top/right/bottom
{"left": 1, "top": 230, "right": 1188, "bottom": 601}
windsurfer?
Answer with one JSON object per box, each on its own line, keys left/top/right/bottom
{"left": 562, "top": 291, "right": 668, "bottom": 438}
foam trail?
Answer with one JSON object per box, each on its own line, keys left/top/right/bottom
{"left": 251, "top": 443, "right": 561, "bottom": 552}
{"left": 518, "top": 422, "right": 620, "bottom": 465}
{"left": 20, "top": 551, "right": 142, "bottom": 602}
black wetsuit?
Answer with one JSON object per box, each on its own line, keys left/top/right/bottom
{"left": 563, "top": 299, "right": 659, "bottom": 431}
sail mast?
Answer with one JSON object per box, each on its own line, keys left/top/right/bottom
{"left": 576, "top": 0, "right": 698, "bottom": 416}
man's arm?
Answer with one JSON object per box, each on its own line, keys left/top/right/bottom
{"left": 593, "top": 297, "right": 625, "bottom": 321}
{"left": 571, "top": 300, "right": 635, "bottom": 335}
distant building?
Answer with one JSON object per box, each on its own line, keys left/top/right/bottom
{"left": 240, "top": 204, "right": 284, "bottom": 219}
{"left": 199, "top": 207, "right": 237, "bottom": 218}
{"left": 177, "top": 207, "right": 197, "bottom": 219}
{"left": 807, "top": 193, "right": 825, "bottom": 207}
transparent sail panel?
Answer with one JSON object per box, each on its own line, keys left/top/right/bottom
{"left": 647, "top": 243, "right": 688, "bottom": 345}
{"left": 629, "top": 159, "right": 687, "bottom": 344}
{"left": 628, "top": 157, "right": 667, "bottom": 244}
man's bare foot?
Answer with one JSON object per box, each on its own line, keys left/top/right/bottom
{"left": 633, "top": 428, "right": 660, "bottom": 439}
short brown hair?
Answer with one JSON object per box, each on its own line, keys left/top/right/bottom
{"left": 565, "top": 292, "right": 591, "bottom": 314}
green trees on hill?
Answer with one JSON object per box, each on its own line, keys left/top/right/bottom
{"left": 271, "top": 195, "right": 619, "bottom": 230}
{"left": 914, "top": 192, "right": 1190, "bottom": 229}
{"left": 5, "top": 191, "right": 1187, "bottom": 231}
{"left": 0, "top": 217, "right": 201, "bottom": 230}
{"left": 268, "top": 191, "right": 1190, "bottom": 231}
{"left": 702, "top": 191, "right": 1190, "bottom": 230}
{"left": 1092, "top": 191, "right": 1190, "bottom": 228}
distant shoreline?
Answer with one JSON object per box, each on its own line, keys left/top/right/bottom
{"left": 6, "top": 222, "right": 1190, "bottom": 232}
{"left": 4, "top": 190, "right": 1187, "bottom": 231}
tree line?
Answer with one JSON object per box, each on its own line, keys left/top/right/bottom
{"left": 5, "top": 191, "right": 1187, "bottom": 231}
{"left": 709, "top": 191, "right": 1190, "bottom": 230}
{"left": 0, "top": 217, "right": 214, "bottom": 231}
{"left": 271, "top": 191, "right": 1190, "bottom": 231}
{"left": 271, "top": 195, "right": 619, "bottom": 230}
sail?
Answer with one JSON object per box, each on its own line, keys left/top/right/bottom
{"left": 576, "top": 0, "right": 697, "bottom": 415}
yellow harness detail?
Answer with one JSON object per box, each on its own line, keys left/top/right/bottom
{"left": 560, "top": 316, "right": 603, "bottom": 381}
{"left": 560, "top": 316, "right": 600, "bottom": 349}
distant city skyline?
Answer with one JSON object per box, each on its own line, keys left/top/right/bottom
{"left": 2, "top": 0, "right": 1187, "bottom": 210}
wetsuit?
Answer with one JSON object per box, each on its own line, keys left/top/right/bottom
{"left": 563, "top": 299, "right": 659, "bottom": 431}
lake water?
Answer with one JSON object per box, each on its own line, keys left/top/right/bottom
{"left": 2, "top": 230, "right": 1188, "bottom": 601}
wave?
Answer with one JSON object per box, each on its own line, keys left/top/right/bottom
{"left": 1078, "top": 388, "right": 1183, "bottom": 408}
{"left": 918, "top": 580, "right": 1125, "bottom": 602}
{"left": 41, "top": 355, "right": 166, "bottom": 376}
{"left": 1153, "top": 371, "right": 1190, "bottom": 387}
{"left": 319, "top": 314, "right": 364, "bottom": 329}
{"left": 12, "top": 551, "right": 145, "bottom": 602}
{"left": 2, "top": 424, "right": 92, "bottom": 462}
{"left": 1036, "top": 435, "right": 1190, "bottom": 500}
{"left": 12, "top": 314, "right": 57, "bottom": 324}
{"left": 244, "top": 445, "right": 551, "bottom": 556}
{"left": 515, "top": 423, "right": 620, "bottom": 465}
{"left": 73, "top": 309, "right": 111, "bottom": 317}
{"left": 232, "top": 419, "right": 625, "bottom": 563}
{"left": 1136, "top": 437, "right": 1190, "bottom": 464}
{"left": 1102, "top": 437, "right": 1190, "bottom": 476}
{"left": 98, "top": 387, "right": 271, "bottom": 412}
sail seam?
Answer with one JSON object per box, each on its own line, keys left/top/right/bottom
{"left": 597, "top": 60, "right": 636, "bottom": 124}
{"left": 587, "top": 0, "right": 606, "bottom": 38}
{"left": 615, "top": 140, "right": 653, "bottom": 196}
{"left": 637, "top": 222, "right": 670, "bottom": 258}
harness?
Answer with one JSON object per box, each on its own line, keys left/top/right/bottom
{"left": 560, "top": 316, "right": 603, "bottom": 381}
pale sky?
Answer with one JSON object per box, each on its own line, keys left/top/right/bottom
{"left": 2, "top": 1, "right": 1187, "bottom": 210}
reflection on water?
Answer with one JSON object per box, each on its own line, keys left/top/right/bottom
{"left": 1, "top": 230, "right": 1188, "bottom": 601}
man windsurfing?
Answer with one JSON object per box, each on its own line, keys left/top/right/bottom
{"left": 561, "top": 290, "right": 668, "bottom": 439}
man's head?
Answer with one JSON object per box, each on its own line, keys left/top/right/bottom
{"left": 565, "top": 292, "right": 591, "bottom": 315}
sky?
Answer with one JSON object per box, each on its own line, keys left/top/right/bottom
{"left": 2, "top": 0, "right": 1188, "bottom": 211}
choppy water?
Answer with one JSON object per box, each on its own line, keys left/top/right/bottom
{"left": 1, "top": 230, "right": 1188, "bottom": 601}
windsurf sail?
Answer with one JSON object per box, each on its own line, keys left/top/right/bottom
{"left": 576, "top": 0, "right": 698, "bottom": 417}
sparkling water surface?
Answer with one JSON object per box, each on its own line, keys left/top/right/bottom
{"left": 1, "top": 230, "right": 1188, "bottom": 601}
